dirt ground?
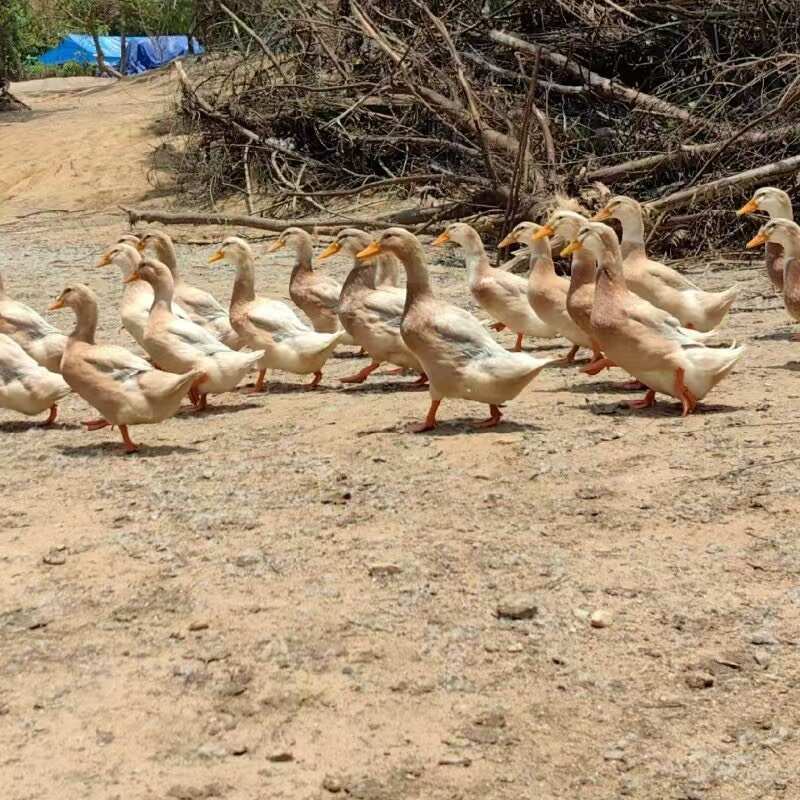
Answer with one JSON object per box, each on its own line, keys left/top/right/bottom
{"left": 2, "top": 74, "right": 799, "bottom": 800}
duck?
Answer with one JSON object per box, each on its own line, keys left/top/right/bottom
{"left": 132, "top": 259, "right": 265, "bottom": 411}
{"left": 317, "top": 228, "right": 426, "bottom": 384}
{"left": 433, "top": 223, "right": 559, "bottom": 351}
{"left": 355, "top": 228, "right": 553, "bottom": 431}
{"left": 137, "top": 229, "right": 242, "bottom": 349}
{"left": 0, "top": 333, "right": 70, "bottom": 424}
{"left": 593, "top": 195, "right": 738, "bottom": 331}
{"left": 737, "top": 186, "right": 794, "bottom": 292}
{"left": 96, "top": 242, "right": 191, "bottom": 349}
{"left": 0, "top": 271, "right": 67, "bottom": 373}
{"left": 563, "top": 222, "right": 744, "bottom": 415}
{"left": 210, "top": 236, "right": 347, "bottom": 391}
{"left": 269, "top": 227, "right": 356, "bottom": 345}
{"left": 745, "top": 218, "right": 800, "bottom": 338}
{"left": 499, "top": 222, "right": 593, "bottom": 362}
{"left": 50, "top": 284, "right": 203, "bottom": 453}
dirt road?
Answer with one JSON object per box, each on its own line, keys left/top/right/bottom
{"left": 1, "top": 75, "right": 798, "bottom": 800}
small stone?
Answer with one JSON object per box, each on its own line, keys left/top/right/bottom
{"left": 196, "top": 742, "right": 228, "bottom": 759}
{"left": 475, "top": 710, "right": 506, "bottom": 728}
{"left": 322, "top": 775, "right": 344, "bottom": 793}
{"left": 496, "top": 595, "right": 538, "bottom": 620}
{"left": 754, "top": 651, "right": 771, "bottom": 668}
{"left": 368, "top": 563, "right": 402, "bottom": 577}
{"left": 230, "top": 743, "right": 248, "bottom": 756}
{"left": 750, "top": 630, "right": 777, "bottom": 646}
{"left": 603, "top": 748, "right": 626, "bottom": 762}
{"left": 42, "top": 549, "right": 67, "bottom": 566}
{"left": 685, "top": 672, "right": 714, "bottom": 689}
{"left": 590, "top": 610, "right": 612, "bottom": 628}
{"left": 267, "top": 750, "right": 294, "bottom": 763}
{"left": 438, "top": 754, "right": 471, "bottom": 767}
{"left": 189, "top": 621, "right": 210, "bottom": 632}
{"left": 507, "top": 642, "right": 524, "bottom": 653}
{"left": 573, "top": 608, "right": 590, "bottom": 621}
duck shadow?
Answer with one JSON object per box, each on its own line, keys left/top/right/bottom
{"left": 340, "top": 380, "right": 429, "bottom": 395}
{"left": 770, "top": 360, "right": 800, "bottom": 372}
{"left": 176, "top": 401, "right": 261, "bottom": 418}
{"left": 0, "top": 420, "right": 82, "bottom": 433}
{"left": 752, "top": 330, "right": 796, "bottom": 342}
{"left": 581, "top": 400, "right": 745, "bottom": 418}
{"left": 58, "top": 442, "right": 200, "bottom": 458}
{"left": 246, "top": 381, "right": 339, "bottom": 395}
{"left": 332, "top": 349, "right": 368, "bottom": 360}
{"left": 542, "top": 379, "right": 642, "bottom": 396}
{"left": 357, "top": 417, "right": 543, "bottom": 436}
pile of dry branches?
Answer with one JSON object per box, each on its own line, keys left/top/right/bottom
{"left": 148, "top": 0, "right": 800, "bottom": 255}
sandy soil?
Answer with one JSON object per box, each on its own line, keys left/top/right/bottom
{"left": 2, "top": 76, "right": 799, "bottom": 800}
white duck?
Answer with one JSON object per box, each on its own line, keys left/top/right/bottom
{"left": 0, "top": 333, "right": 70, "bottom": 424}
{"left": 433, "top": 222, "right": 559, "bottom": 351}
{"left": 133, "top": 259, "right": 265, "bottom": 411}
{"left": 0, "top": 271, "right": 67, "bottom": 372}
{"left": 210, "top": 236, "right": 347, "bottom": 391}
{"left": 356, "top": 228, "right": 554, "bottom": 431}
{"left": 137, "top": 229, "right": 242, "bottom": 349}
{"left": 318, "top": 228, "right": 426, "bottom": 384}
{"left": 50, "top": 284, "right": 203, "bottom": 453}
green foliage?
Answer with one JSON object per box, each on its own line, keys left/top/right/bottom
{"left": 0, "top": 0, "right": 35, "bottom": 80}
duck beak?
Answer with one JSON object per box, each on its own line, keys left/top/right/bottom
{"left": 737, "top": 198, "right": 759, "bottom": 216}
{"left": 317, "top": 241, "right": 342, "bottom": 261}
{"left": 135, "top": 240, "right": 146, "bottom": 252}
{"left": 96, "top": 252, "right": 113, "bottom": 267}
{"left": 48, "top": 298, "right": 65, "bottom": 311}
{"left": 746, "top": 231, "right": 768, "bottom": 249}
{"left": 208, "top": 250, "right": 225, "bottom": 263}
{"left": 267, "top": 238, "right": 286, "bottom": 253}
{"left": 356, "top": 241, "right": 382, "bottom": 260}
{"left": 123, "top": 270, "right": 142, "bottom": 284}
{"left": 532, "top": 225, "right": 554, "bottom": 241}
{"left": 592, "top": 206, "right": 612, "bottom": 221}
{"left": 497, "top": 232, "right": 518, "bottom": 248}
{"left": 560, "top": 240, "right": 583, "bottom": 256}
{"left": 432, "top": 231, "right": 450, "bottom": 247}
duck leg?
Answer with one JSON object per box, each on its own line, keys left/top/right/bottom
{"left": 563, "top": 344, "right": 580, "bottom": 363}
{"left": 412, "top": 372, "right": 429, "bottom": 386}
{"left": 582, "top": 356, "right": 613, "bottom": 375}
{"left": 473, "top": 404, "right": 504, "bottom": 428}
{"left": 193, "top": 393, "right": 208, "bottom": 412}
{"left": 119, "top": 425, "right": 139, "bottom": 454}
{"left": 306, "top": 371, "right": 323, "bottom": 390}
{"left": 512, "top": 333, "right": 524, "bottom": 352}
{"left": 620, "top": 379, "right": 646, "bottom": 390}
{"left": 791, "top": 332, "right": 800, "bottom": 341}
{"left": 627, "top": 389, "right": 656, "bottom": 410}
{"left": 674, "top": 367, "right": 698, "bottom": 416}
{"left": 43, "top": 405, "right": 58, "bottom": 426}
{"left": 410, "top": 399, "right": 440, "bottom": 433}
{"left": 341, "top": 361, "right": 381, "bottom": 384}
{"left": 490, "top": 322, "right": 506, "bottom": 332}
{"left": 243, "top": 369, "right": 267, "bottom": 394}
{"left": 84, "top": 419, "right": 111, "bottom": 431}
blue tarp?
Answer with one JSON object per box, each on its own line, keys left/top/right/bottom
{"left": 38, "top": 34, "right": 202, "bottom": 74}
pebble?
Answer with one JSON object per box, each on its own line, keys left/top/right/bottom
{"left": 590, "top": 610, "right": 612, "bottom": 628}
{"left": 230, "top": 743, "right": 248, "bottom": 756}
{"left": 196, "top": 742, "right": 228, "bottom": 759}
{"left": 42, "top": 548, "right": 67, "bottom": 566}
{"left": 603, "top": 748, "right": 626, "bottom": 762}
{"left": 368, "top": 563, "right": 402, "bottom": 577}
{"left": 750, "top": 630, "right": 777, "bottom": 646}
{"left": 754, "top": 651, "right": 771, "bottom": 668}
{"left": 685, "top": 672, "right": 715, "bottom": 689}
{"left": 496, "top": 595, "right": 538, "bottom": 620}
{"left": 235, "top": 550, "right": 261, "bottom": 567}
{"left": 266, "top": 750, "right": 294, "bottom": 762}
{"left": 189, "top": 620, "right": 210, "bottom": 632}
{"left": 322, "top": 775, "right": 344, "bottom": 793}
{"left": 438, "top": 754, "right": 471, "bottom": 767}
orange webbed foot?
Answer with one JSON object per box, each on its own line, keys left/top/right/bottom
{"left": 472, "top": 404, "right": 503, "bottom": 428}
{"left": 627, "top": 389, "right": 656, "bottom": 410}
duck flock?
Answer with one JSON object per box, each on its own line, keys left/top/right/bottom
{"left": 0, "top": 188, "right": 794, "bottom": 453}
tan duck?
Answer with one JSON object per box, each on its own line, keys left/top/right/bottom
{"left": 737, "top": 186, "right": 794, "bottom": 292}
{"left": 50, "top": 284, "right": 203, "bottom": 453}
{"left": 499, "top": 222, "right": 592, "bottom": 362}
{"left": 97, "top": 242, "right": 190, "bottom": 349}
{"left": 0, "top": 271, "right": 67, "bottom": 372}
{"left": 593, "top": 195, "right": 738, "bottom": 330}
{"left": 269, "top": 227, "right": 355, "bottom": 346}
{"left": 564, "top": 222, "right": 744, "bottom": 415}
{"left": 133, "top": 259, "right": 265, "bottom": 411}
{"left": 137, "top": 229, "right": 242, "bottom": 349}
{"left": 746, "top": 218, "right": 800, "bottom": 338}
{"left": 356, "top": 228, "right": 553, "bottom": 431}
{"left": 0, "top": 333, "right": 70, "bottom": 424}
{"left": 318, "top": 228, "right": 426, "bottom": 384}
{"left": 210, "top": 236, "right": 347, "bottom": 391}
{"left": 433, "top": 223, "right": 559, "bottom": 351}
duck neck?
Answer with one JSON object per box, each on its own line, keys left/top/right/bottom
{"left": 72, "top": 300, "right": 98, "bottom": 344}
{"left": 232, "top": 257, "right": 256, "bottom": 306}
{"left": 292, "top": 236, "right": 314, "bottom": 273}
{"left": 778, "top": 234, "right": 800, "bottom": 260}
{"left": 568, "top": 249, "right": 597, "bottom": 295}
{"left": 529, "top": 237, "right": 557, "bottom": 280}
{"left": 396, "top": 242, "right": 432, "bottom": 312}
{"left": 150, "top": 274, "right": 174, "bottom": 312}
{"left": 596, "top": 248, "right": 628, "bottom": 295}
{"left": 617, "top": 210, "right": 646, "bottom": 259}
{"left": 341, "top": 258, "right": 376, "bottom": 297}
{"left": 460, "top": 235, "right": 491, "bottom": 287}
{"left": 152, "top": 237, "right": 180, "bottom": 280}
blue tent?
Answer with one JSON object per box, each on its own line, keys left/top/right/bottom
{"left": 38, "top": 34, "right": 202, "bottom": 74}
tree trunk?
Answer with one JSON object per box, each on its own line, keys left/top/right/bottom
{"left": 91, "top": 31, "right": 123, "bottom": 79}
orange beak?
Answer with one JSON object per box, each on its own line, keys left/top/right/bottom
{"left": 123, "top": 270, "right": 142, "bottom": 284}
{"left": 317, "top": 241, "right": 342, "bottom": 261}
{"left": 48, "top": 298, "right": 65, "bottom": 311}
{"left": 432, "top": 231, "right": 450, "bottom": 247}
{"left": 560, "top": 240, "right": 583, "bottom": 257}
{"left": 135, "top": 239, "right": 146, "bottom": 252}
{"left": 356, "top": 241, "right": 382, "bottom": 260}
{"left": 208, "top": 250, "right": 225, "bottom": 263}
{"left": 498, "top": 232, "right": 518, "bottom": 248}
{"left": 96, "top": 252, "right": 113, "bottom": 267}
{"left": 746, "top": 231, "right": 768, "bottom": 249}
{"left": 592, "top": 206, "right": 612, "bottom": 221}
{"left": 267, "top": 238, "right": 286, "bottom": 253}
{"left": 532, "top": 224, "right": 555, "bottom": 241}
{"left": 737, "top": 198, "right": 759, "bottom": 216}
